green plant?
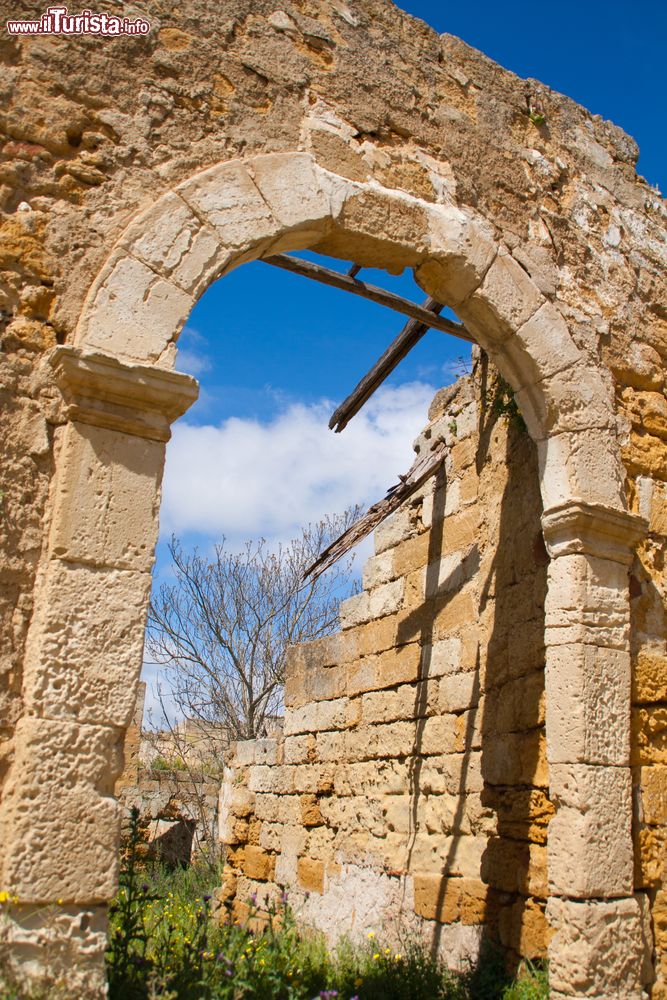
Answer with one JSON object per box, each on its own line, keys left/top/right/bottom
{"left": 149, "top": 755, "right": 187, "bottom": 774}
{"left": 106, "top": 823, "right": 548, "bottom": 999}
{"left": 486, "top": 377, "right": 526, "bottom": 432}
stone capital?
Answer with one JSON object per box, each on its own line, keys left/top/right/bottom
{"left": 50, "top": 346, "right": 198, "bottom": 442}
{"left": 541, "top": 500, "right": 648, "bottom": 565}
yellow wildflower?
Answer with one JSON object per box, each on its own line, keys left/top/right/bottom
{"left": 373, "top": 953, "right": 380, "bottom": 961}
{"left": 395, "top": 953, "right": 401, "bottom": 961}
{"left": 367, "top": 931, "right": 375, "bottom": 939}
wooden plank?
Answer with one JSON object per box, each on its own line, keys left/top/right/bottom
{"left": 329, "top": 298, "right": 443, "bottom": 433}
{"left": 304, "top": 438, "right": 448, "bottom": 582}
{"left": 262, "top": 253, "right": 474, "bottom": 342}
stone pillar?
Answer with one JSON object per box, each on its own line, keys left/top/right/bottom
{"left": 541, "top": 500, "right": 650, "bottom": 999}
{"left": 0, "top": 347, "right": 197, "bottom": 997}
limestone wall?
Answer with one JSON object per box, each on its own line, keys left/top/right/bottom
{"left": 218, "top": 372, "right": 550, "bottom": 965}
{"left": 218, "top": 364, "right": 665, "bottom": 993}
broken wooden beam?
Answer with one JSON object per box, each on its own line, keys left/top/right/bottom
{"left": 329, "top": 298, "right": 444, "bottom": 433}
{"left": 262, "top": 254, "right": 474, "bottom": 342}
{"left": 304, "top": 438, "right": 448, "bottom": 582}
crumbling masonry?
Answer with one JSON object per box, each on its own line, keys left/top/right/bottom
{"left": 0, "top": 2, "right": 665, "bottom": 996}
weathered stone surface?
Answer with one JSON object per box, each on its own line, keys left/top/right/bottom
{"left": 547, "top": 897, "right": 648, "bottom": 997}
{"left": 3, "top": 4, "right": 666, "bottom": 994}
{"left": 48, "top": 421, "right": 165, "bottom": 572}
{"left": 548, "top": 764, "right": 633, "bottom": 898}
{"left": 545, "top": 644, "right": 631, "bottom": 765}
{"left": 0, "top": 718, "right": 121, "bottom": 903}
{"left": 22, "top": 561, "right": 151, "bottom": 727}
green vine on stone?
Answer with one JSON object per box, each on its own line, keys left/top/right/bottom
{"left": 487, "top": 377, "right": 526, "bottom": 432}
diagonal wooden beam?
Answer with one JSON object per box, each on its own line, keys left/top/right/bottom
{"left": 262, "top": 253, "right": 474, "bottom": 342}
{"left": 329, "top": 298, "right": 444, "bottom": 433}
{"left": 303, "top": 438, "right": 448, "bottom": 582}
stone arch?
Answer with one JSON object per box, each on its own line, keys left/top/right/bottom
{"left": 74, "top": 151, "right": 627, "bottom": 515}
{"left": 6, "top": 152, "right": 648, "bottom": 996}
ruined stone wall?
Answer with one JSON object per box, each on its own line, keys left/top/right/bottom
{"left": 627, "top": 385, "right": 667, "bottom": 997}
{"left": 115, "top": 684, "right": 221, "bottom": 865}
{"left": 219, "top": 372, "right": 551, "bottom": 967}
{"left": 1, "top": 1, "right": 665, "bottom": 995}
{"left": 219, "top": 363, "right": 665, "bottom": 992}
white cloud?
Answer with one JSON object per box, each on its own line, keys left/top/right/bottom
{"left": 159, "top": 382, "right": 436, "bottom": 547}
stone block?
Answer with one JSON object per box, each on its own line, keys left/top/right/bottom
{"left": 482, "top": 729, "right": 548, "bottom": 787}
{"left": 374, "top": 508, "right": 416, "bottom": 554}
{"left": 632, "top": 705, "right": 667, "bottom": 765}
{"left": 0, "top": 717, "right": 122, "bottom": 903}
{"left": 22, "top": 560, "right": 151, "bottom": 727}
{"left": 422, "top": 637, "right": 464, "bottom": 678}
{"left": 519, "top": 361, "right": 614, "bottom": 438}
{"left": 440, "top": 508, "right": 482, "bottom": 557}
{"left": 0, "top": 904, "right": 108, "bottom": 998}
{"left": 505, "top": 301, "right": 581, "bottom": 390}
{"left": 635, "top": 824, "right": 666, "bottom": 887}
{"left": 49, "top": 421, "right": 165, "bottom": 572}
{"left": 548, "top": 763, "right": 633, "bottom": 897}
{"left": 544, "top": 552, "right": 630, "bottom": 647}
{"left": 481, "top": 837, "right": 547, "bottom": 896}
{"left": 297, "top": 857, "right": 325, "bottom": 894}
{"left": 498, "top": 897, "right": 551, "bottom": 959}
{"left": 80, "top": 251, "right": 194, "bottom": 365}
{"left": 431, "top": 588, "right": 478, "bottom": 640}
{"left": 547, "top": 896, "right": 647, "bottom": 997}
{"left": 419, "top": 205, "right": 497, "bottom": 307}
{"left": 487, "top": 786, "right": 554, "bottom": 844}
{"left": 420, "top": 715, "right": 459, "bottom": 756}
{"left": 439, "top": 672, "right": 480, "bottom": 713}
{"left": 243, "top": 845, "right": 275, "bottom": 881}
{"left": 638, "top": 765, "right": 667, "bottom": 824}
{"left": 177, "top": 159, "right": 276, "bottom": 249}
{"left": 410, "top": 832, "right": 486, "bottom": 878}
{"left": 362, "top": 550, "right": 394, "bottom": 590}
{"left": 545, "top": 643, "right": 631, "bottom": 765}
{"left": 391, "top": 533, "right": 430, "bottom": 579}
{"left": 284, "top": 697, "right": 349, "bottom": 736}
{"left": 460, "top": 248, "right": 544, "bottom": 346}
{"left": 300, "top": 794, "right": 323, "bottom": 827}
{"left": 633, "top": 646, "right": 667, "bottom": 704}
{"left": 248, "top": 153, "right": 330, "bottom": 230}
{"left": 483, "top": 670, "right": 545, "bottom": 735}
{"left": 283, "top": 735, "right": 315, "bottom": 765}
{"left": 654, "top": 888, "right": 667, "bottom": 950}
{"left": 374, "top": 643, "right": 423, "bottom": 689}
{"left": 119, "top": 192, "right": 224, "bottom": 298}
{"left": 413, "top": 873, "right": 463, "bottom": 923}
{"left": 424, "top": 545, "right": 480, "bottom": 599}
{"left": 362, "top": 681, "right": 436, "bottom": 725}
{"left": 339, "top": 592, "right": 371, "bottom": 629}
{"left": 419, "top": 751, "right": 484, "bottom": 796}
{"left": 368, "top": 578, "right": 405, "bottom": 619}
{"left": 372, "top": 721, "right": 417, "bottom": 759}
{"left": 538, "top": 429, "right": 626, "bottom": 512}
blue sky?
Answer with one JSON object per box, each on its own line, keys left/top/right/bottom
{"left": 147, "top": 0, "right": 666, "bottom": 714}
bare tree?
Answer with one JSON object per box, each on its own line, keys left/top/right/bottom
{"left": 146, "top": 511, "right": 360, "bottom": 742}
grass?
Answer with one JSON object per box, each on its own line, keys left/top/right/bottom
{"left": 0, "top": 809, "right": 549, "bottom": 999}
{"left": 102, "top": 811, "right": 549, "bottom": 1000}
